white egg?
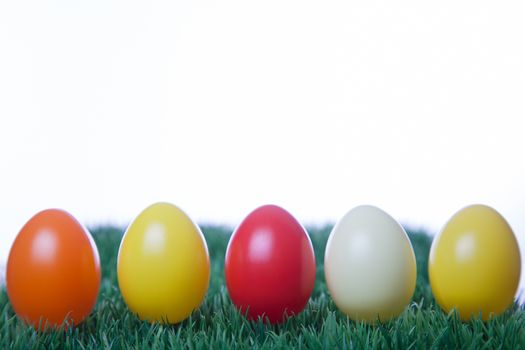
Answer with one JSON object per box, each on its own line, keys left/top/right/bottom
{"left": 324, "top": 205, "right": 417, "bottom": 323}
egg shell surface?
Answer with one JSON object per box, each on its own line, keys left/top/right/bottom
{"left": 225, "top": 204, "right": 316, "bottom": 323}
{"left": 6, "top": 209, "right": 101, "bottom": 329}
{"left": 117, "top": 202, "right": 210, "bottom": 324}
{"left": 429, "top": 204, "right": 521, "bottom": 321}
{"left": 324, "top": 205, "right": 417, "bottom": 323}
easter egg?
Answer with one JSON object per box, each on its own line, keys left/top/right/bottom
{"left": 6, "top": 209, "right": 101, "bottom": 329}
{"left": 117, "top": 202, "right": 210, "bottom": 324}
{"left": 429, "top": 204, "right": 521, "bottom": 321}
{"left": 225, "top": 205, "right": 316, "bottom": 323}
{"left": 324, "top": 205, "right": 417, "bottom": 323}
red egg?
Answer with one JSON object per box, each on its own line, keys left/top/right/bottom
{"left": 225, "top": 205, "right": 316, "bottom": 323}
{"left": 6, "top": 209, "right": 101, "bottom": 330}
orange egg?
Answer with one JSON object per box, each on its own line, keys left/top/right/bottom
{"left": 6, "top": 209, "right": 101, "bottom": 329}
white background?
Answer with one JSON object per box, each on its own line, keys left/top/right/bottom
{"left": 1, "top": 1, "right": 524, "bottom": 295}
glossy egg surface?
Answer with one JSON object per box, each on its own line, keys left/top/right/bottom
{"left": 429, "top": 204, "right": 521, "bottom": 321}
{"left": 7, "top": 209, "right": 101, "bottom": 329}
{"left": 324, "top": 205, "right": 416, "bottom": 323}
{"left": 225, "top": 205, "right": 316, "bottom": 323}
{"left": 117, "top": 202, "right": 210, "bottom": 324}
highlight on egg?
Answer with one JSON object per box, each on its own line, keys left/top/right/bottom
{"left": 324, "top": 205, "right": 417, "bottom": 323}
{"left": 6, "top": 209, "right": 101, "bottom": 330}
{"left": 117, "top": 202, "right": 210, "bottom": 324}
{"left": 224, "top": 204, "right": 316, "bottom": 324}
{"left": 429, "top": 204, "right": 521, "bottom": 321}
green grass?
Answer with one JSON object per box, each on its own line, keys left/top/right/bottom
{"left": 1, "top": 226, "right": 524, "bottom": 349}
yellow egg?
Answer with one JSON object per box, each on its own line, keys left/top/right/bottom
{"left": 117, "top": 202, "right": 210, "bottom": 324}
{"left": 429, "top": 204, "right": 521, "bottom": 321}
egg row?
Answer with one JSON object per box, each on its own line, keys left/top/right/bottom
{"left": 5, "top": 203, "right": 521, "bottom": 330}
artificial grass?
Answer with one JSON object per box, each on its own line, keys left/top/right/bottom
{"left": 0, "top": 225, "right": 524, "bottom": 349}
